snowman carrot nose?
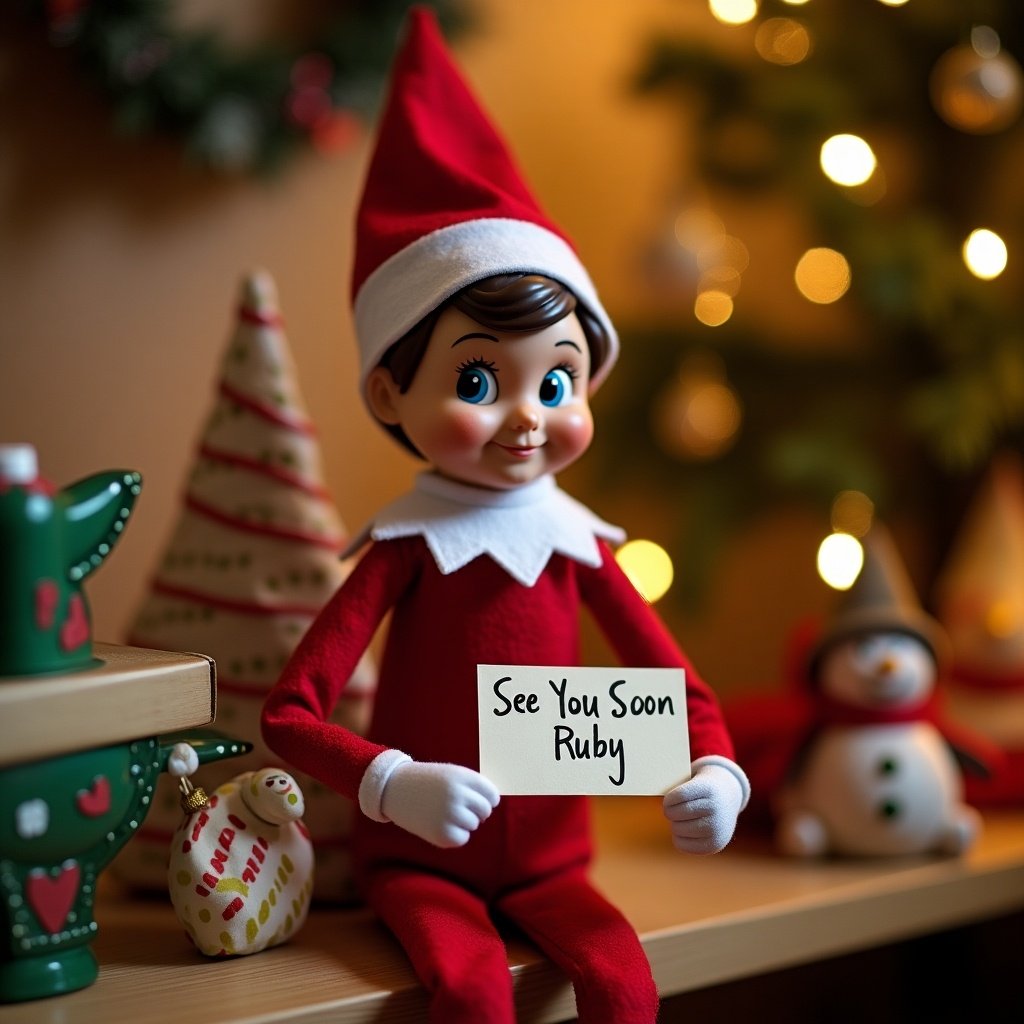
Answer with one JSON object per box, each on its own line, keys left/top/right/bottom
{"left": 876, "top": 657, "right": 896, "bottom": 676}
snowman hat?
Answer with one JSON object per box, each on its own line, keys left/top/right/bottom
{"left": 809, "top": 524, "right": 950, "bottom": 680}
{"left": 350, "top": 7, "right": 618, "bottom": 406}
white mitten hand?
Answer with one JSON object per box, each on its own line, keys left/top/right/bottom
{"left": 381, "top": 761, "right": 500, "bottom": 849}
{"left": 663, "top": 759, "right": 747, "bottom": 855}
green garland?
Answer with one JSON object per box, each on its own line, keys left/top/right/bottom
{"left": 35, "top": 0, "right": 467, "bottom": 175}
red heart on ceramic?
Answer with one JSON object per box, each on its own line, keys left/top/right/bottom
{"left": 76, "top": 776, "right": 111, "bottom": 818}
{"left": 59, "top": 593, "right": 89, "bottom": 652}
{"left": 26, "top": 863, "right": 81, "bottom": 934}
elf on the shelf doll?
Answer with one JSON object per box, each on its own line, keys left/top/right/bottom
{"left": 261, "top": 9, "right": 749, "bottom": 1023}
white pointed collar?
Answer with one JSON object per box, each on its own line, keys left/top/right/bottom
{"left": 346, "top": 472, "right": 625, "bottom": 587}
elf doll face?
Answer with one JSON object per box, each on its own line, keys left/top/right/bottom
{"left": 368, "top": 305, "right": 594, "bottom": 490}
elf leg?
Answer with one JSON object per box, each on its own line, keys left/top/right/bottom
{"left": 497, "top": 868, "right": 659, "bottom": 1024}
{"left": 364, "top": 867, "right": 515, "bottom": 1024}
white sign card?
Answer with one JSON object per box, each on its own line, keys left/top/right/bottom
{"left": 477, "top": 665, "right": 690, "bottom": 795}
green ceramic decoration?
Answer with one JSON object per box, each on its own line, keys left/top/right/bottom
{"left": 0, "top": 443, "right": 142, "bottom": 676}
{"left": 0, "top": 443, "right": 253, "bottom": 1001}
{"left": 0, "top": 731, "right": 252, "bottom": 1002}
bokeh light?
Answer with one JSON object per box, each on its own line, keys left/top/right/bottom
{"left": 674, "top": 208, "right": 725, "bottom": 250}
{"left": 817, "top": 532, "right": 865, "bottom": 591}
{"left": 698, "top": 265, "right": 742, "bottom": 297}
{"left": 653, "top": 355, "right": 743, "bottom": 460}
{"left": 962, "top": 228, "right": 1008, "bottom": 279}
{"left": 755, "top": 18, "right": 812, "bottom": 66}
{"left": 830, "top": 490, "right": 875, "bottom": 537}
{"left": 708, "top": 0, "right": 759, "bottom": 26}
{"left": 617, "top": 540, "right": 675, "bottom": 603}
{"left": 701, "top": 234, "right": 750, "bottom": 273}
{"left": 694, "top": 290, "right": 734, "bottom": 326}
{"left": 930, "top": 28, "right": 1023, "bottom": 134}
{"left": 794, "top": 247, "right": 851, "bottom": 303}
{"left": 820, "top": 134, "right": 877, "bottom": 186}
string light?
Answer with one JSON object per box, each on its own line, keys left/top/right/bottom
{"left": 694, "top": 290, "right": 734, "bottom": 326}
{"left": 708, "top": 0, "right": 759, "bottom": 27}
{"left": 794, "top": 247, "right": 851, "bottom": 303}
{"left": 616, "top": 540, "right": 675, "bottom": 603}
{"left": 673, "top": 204, "right": 749, "bottom": 323}
{"left": 817, "top": 532, "right": 865, "bottom": 590}
{"left": 820, "top": 134, "right": 877, "bottom": 187}
{"left": 962, "top": 228, "right": 1008, "bottom": 279}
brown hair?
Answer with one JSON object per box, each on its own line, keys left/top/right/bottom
{"left": 375, "top": 273, "right": 610, "bottom": 456}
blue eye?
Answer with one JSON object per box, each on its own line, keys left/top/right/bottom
{"left": 456, "top": 362, "right": 498, "bottom": 405}
{"left": 540, "top": 368, "right": 574, "bottom": 407}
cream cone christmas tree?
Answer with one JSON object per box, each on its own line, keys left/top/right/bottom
{"left": 115, "top": 270, "right": 374, "bottom": 901}
{"left": 935, "top": 452, "right": 1024, "bottom": 687}
{"left": 935, "top": 452, "right": 1024, "bottom": 804}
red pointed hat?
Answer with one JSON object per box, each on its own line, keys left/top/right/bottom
{"left": 351, "top": 7, "right": 618, "bottom": 398}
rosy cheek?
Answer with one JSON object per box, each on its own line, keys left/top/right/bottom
{"left": 556, "top": 410, "right": 594, "bottom": 454}
{"left": 430, "top": 405, "right": 493, "bottom": 452}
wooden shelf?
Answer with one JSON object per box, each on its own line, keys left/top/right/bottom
{"left": 3, "top": 799, "right": 1024, "bottom": 1023}
{"left": 0, "top": 643, "right": 215, "bottom": 767}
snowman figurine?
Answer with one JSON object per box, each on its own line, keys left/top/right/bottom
{"left": 776, "top": 527, "right": 986, "bottom": 858}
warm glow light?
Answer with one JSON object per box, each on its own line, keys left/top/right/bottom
{"left": 820, "top": 134, "right": 877, "bottom": 186}
{"left": 817, "top": 532, "right": 865, "bottom": 591}
{"left": 830, "top": 490, "right": 875, "bottom": 537}
{"left": 972, "top": 25, "right": 1002, "bottom": 60}
{"left": 877, "top": 1, "right": 910, "bottom": 8}
{"left": 698, "top": 266, "right": 742, "bottom": 297}
{"left": 963, "top": 228, "right": 1008, "bottom": 279}
{"left": 688, "top": 383, "right": 741, "bottom": 446}
{"left": 755, "top": 18, "right": 812, "bottom": 65}
{"left": 710, "top": 235, "right": 750, "bottom": 272}
{"left": 654, "top": 355, "right": 743, "bottom": 461}
{"left": 617, "top": 540, "right": 675, "bottom": 604}
{"left": 674, "top": 208, "right": 725, "bottom": 250}
{"left": 708, "top": 0, "right": 759, "bottom": 27}
{"left": 694, "top": 290, "right": 734, "bottom": 326}
{"left": 985, "top": 599, "right": 1022, "bottom": 639}
{"left": 795, "top": 248, "right": 851, "bottom": 303}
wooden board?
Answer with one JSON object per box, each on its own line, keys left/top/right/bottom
{"left": 0, "top": 643, "right": 216, "bottom": 766}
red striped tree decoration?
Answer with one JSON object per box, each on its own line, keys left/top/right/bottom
{"left": 116, "top": 270, "right": 374, "bottom": 902}
{"left": 935, "top": 453, "right": 1024, "bottom": 805}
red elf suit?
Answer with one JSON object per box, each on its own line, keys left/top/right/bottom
{"left": 262, "top": 10, "right": 748, "bottom": 1023}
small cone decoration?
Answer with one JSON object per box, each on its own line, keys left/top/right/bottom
{"left": 935, "top": 452, "right": 1024, "bottom": 804}
{"left": 115, "top": 270, "right": 375, "bottom": 900}
{"left": 935, "top": 453, "right": 1024, "bottom": 687}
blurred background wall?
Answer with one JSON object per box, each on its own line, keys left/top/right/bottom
{"left": 2, "top": 0, "right": 1022, "bottom": 700}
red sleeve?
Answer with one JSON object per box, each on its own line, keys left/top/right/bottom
{"left": 261, "top": 539, "right": 419, "bottom": 801}
{"left": 578, "top": 541, "right": 735, "bottom": 762}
